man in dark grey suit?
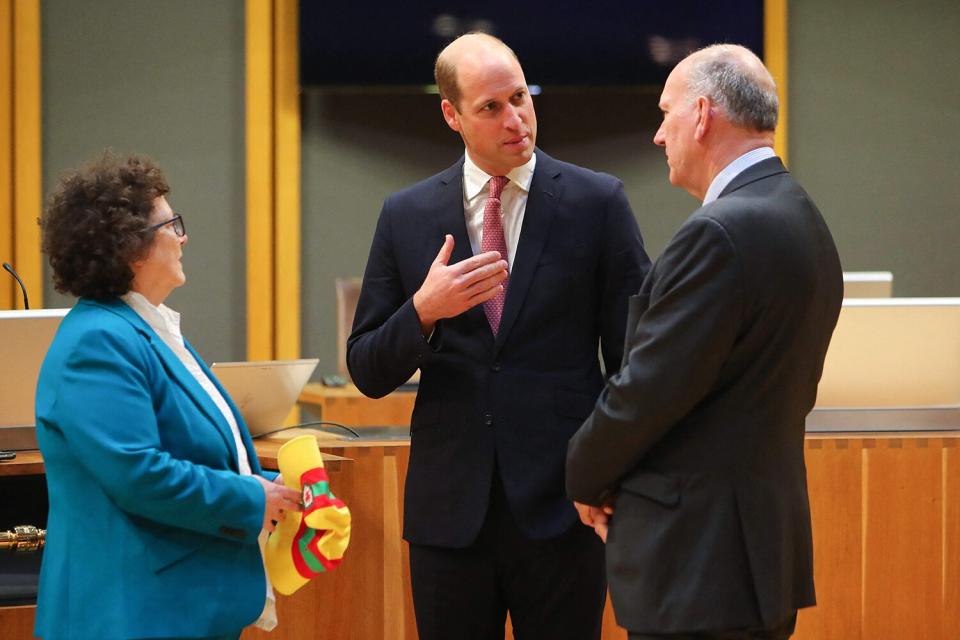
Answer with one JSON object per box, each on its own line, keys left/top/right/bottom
{"left": 566, "top": 44, "right": 843, "bottom": 640}
{"left": 348, "top": 33, "right": 649, "bottom": 640}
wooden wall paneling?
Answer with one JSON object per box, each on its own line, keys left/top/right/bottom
{"left": 11, "top": 0, "right": 41, "bottom": 310}
{"left": 244, "top": 0, "right": 275, "bottom": 362}
{"left": 943, "top": 438, "right": 959, "bottom": 638}
{"left": 794, "top": 437, "right": 863, "bottom": 640}
{"left": 0, "top": 0, "right": 12, "bottom": 310}
{"left": 861, "top": 438, "right": 943, "bottom": 639}
{"left": 763, "top": 0, "right": 789, "bottom": 161}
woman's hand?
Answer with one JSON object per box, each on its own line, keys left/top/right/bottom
{"left": 254, "top": 475, "right": 301, "bottom": 532}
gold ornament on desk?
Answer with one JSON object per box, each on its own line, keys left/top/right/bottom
{"left": 0, "top": 525, "right": 45, "bottom": 552}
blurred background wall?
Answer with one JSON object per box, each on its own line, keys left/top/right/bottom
{"left": 34, "top": 0, "right": 960, "bottom": 376}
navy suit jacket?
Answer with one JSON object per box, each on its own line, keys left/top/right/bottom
{"left": 348, "top": 150, "right": 650, "bottom": 547}
{"left": 567, "top": 158, "right": 843, "bottom": 633}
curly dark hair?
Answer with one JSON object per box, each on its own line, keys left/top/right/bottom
{"left": 41, "top": 152, "right": 170, "bottom": 299}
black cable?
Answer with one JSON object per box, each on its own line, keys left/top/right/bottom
{"left": 252, "top": 420, "right": 361, "bottom": 439}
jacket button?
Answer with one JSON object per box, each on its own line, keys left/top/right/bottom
{"left": 484, "top": 413, "right": 493, "bottom": 426}
{"left": 491, "top": 362, "right": 501, "bottom": 372}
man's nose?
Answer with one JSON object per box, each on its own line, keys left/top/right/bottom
{"left": 503, "top": 105, "right": 522, "bottom": 129}
{"left": 653, "top": 125, "right": 666, "bottom": 146}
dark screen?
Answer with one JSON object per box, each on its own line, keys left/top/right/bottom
{"left": 300, "top": 1, "right": 764, "bottom": 88}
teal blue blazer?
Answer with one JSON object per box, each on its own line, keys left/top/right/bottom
{"left": 34, "top": 298, "right": 269, "bottom": 639}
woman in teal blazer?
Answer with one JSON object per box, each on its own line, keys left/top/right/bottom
{"left": 34, "top": 153, "right": 300, "bottom": 639}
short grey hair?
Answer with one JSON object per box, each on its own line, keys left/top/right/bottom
{"left": 686, "top": 46, "right": 778, "bottom": 132}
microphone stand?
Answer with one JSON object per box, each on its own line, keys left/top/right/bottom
{"left": 2, "top": 262, "right": 30, "bottom": 309}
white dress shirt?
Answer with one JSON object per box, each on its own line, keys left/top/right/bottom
{"left": 462, "top": 151, "right": 537, "bottom": 270}
{"left": 121, "top": 291, "right": 252, "bottom": 475}
{"left": 702, "top": 146, "right": 777, "bottom": 205}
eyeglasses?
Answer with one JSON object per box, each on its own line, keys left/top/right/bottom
{"left": 144, "top": 214, "right": 186, "bottom": 237}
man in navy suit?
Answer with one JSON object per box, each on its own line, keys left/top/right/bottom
{"left": 566, "top": 45, "right": 843, "bottom": 639}
{"left": 348, "top": 33, "right": 649, "bottom": 640}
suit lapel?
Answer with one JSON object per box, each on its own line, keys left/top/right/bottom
{"left": 184, "top": 339, "right": 261, "bottom": 474}
{"left": 493, "top": 151, "right": 562, "bottom": 354}
{"left": 101, "top": 299, "right": 240, "bottom": 470}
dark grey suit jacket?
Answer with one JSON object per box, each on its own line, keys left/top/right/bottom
{"left": 349, "top": 150, "right": 650, "bottom": 547}
{"left": 567, "top": 157, "right": 843, "bottom": 634}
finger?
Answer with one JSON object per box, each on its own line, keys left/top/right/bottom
{"left": 282, "top": 496, "right": 303, "bottom": 512}
{"left": 460, "top": 262, "right": 508, "bottom": 289}
{"left": 596, "top": 523, "right": 608, "bottom": 543}
{"left": 454, "top": 251, "right": 504, "bottom": 274}
{"left": 466, "top": 284, "right": 503, "bottom": 306}
{"left": 464, "top": 269, "right": 508, "bottom": 297}
{"left": 434, "top": 234, "right": 455, "bottom": 266}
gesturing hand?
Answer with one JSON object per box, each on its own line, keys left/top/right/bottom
{"left": 255, "top": 475, "right": 302, "bottom": 533}
{"left": 412, "top": 235, "right": 509, "bottom": 335}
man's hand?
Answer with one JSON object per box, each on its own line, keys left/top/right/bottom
{"left": 574, "top": 500, "right": 615, "bottom": 543}
{"left": 412, "top": 234, "right": 508, "bottom": 335}
{"left": 255, "top": 475, "right": 302, "bottom": 533}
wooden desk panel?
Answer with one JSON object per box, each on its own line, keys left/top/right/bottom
{"left": 0, "top": 606, "right": 35, "bottom": 637}
{"left": 945, "top": 442, "right": 960, "bottom": 638}
{"left": 7, "top": 430, "right": 960, "bottom": 639}
{"left": 0, "top": 450, "right": 44, "bottom": 476}
{"left": 795, "top": 434, "right": 960, "bottom": 640}
{"left": 244, "top": 441, "right": 416, "bottom": 640}
{"left": 795, "top": 438, "right": 863, "bottom": 640}
{"left": 299, "top": 383, "right": 415, "bottom": 427}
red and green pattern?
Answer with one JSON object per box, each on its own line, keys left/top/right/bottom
{"left": 291, "top": 518, "right": 342, "bottom": 577}
{"left": 290, "top": 467, "right": 348, "bottom": 579}
{"left": 300, "top": 468, "right": 346, "bottom": 516}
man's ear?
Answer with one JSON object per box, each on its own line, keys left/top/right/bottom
{"left": 441, "top": 99, "right": 461, "bottom": 133}
{"left": 694, "top": 96, "right": 712, "bottom": 142}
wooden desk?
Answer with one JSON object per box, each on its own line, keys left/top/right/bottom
{"left": 795, "top": 432, "right": 960, "bottom": 639}
{"left": 0, "top": 451, "right": 44, "bottom": 477}
{"left": 298, "top": 383, "right": 416, "bottom": 426}
{"left": 244, "top": 430, "right": 415, "bottom": 640}
{"left": 5, "top": 430, "right": 960, "bottom": 639}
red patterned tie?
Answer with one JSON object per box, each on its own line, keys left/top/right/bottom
{"left": 481, "top": 176, "right": 509, "bottom": 335}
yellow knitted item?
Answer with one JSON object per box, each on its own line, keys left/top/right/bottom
{"left": 264, "top": 435, "right": 352, "bottom": 595}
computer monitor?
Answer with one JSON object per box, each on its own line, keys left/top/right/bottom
{"left": 842, "top": 271, "right": 893, "bottom": 298}
{"left": 211, "top": 359, "right": 319, "bottom": 436}
{"left": 816, "top": 298, "right": 960, "bottom": 408}
{"left": 0, "top": 308, "right": 70, "bottom": 427}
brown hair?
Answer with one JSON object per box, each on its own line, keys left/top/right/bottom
{"left": 42, "top": 151, "right": 170, "bottom": 299}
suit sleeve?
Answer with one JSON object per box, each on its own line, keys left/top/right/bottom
{"left": 597, "top": 181, "right": 651, "bottom": 375}
{"left": 567, "top": 217, "right": 742, "bottom": 504}
{"left": 347, "top": 199, "right": 435, "bottom": 398}
{"left": 49, "top": 327, "right": 264, "bottom": 542}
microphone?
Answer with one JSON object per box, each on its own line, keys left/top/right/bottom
{"left": 2, "top": 262, "right": 30, "bottom": 310}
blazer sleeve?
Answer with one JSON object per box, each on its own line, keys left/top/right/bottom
{"left": 596, "top": 180, "right": 651, "bottom": 375}
{"left": 48, "top": 326, "right": 265, "bottom": 542}
{"left": 567, "top": 216, "right": 742, "bottom": 504}
{"left": 347, "top": 198, "right": 435, "bottom": 398}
